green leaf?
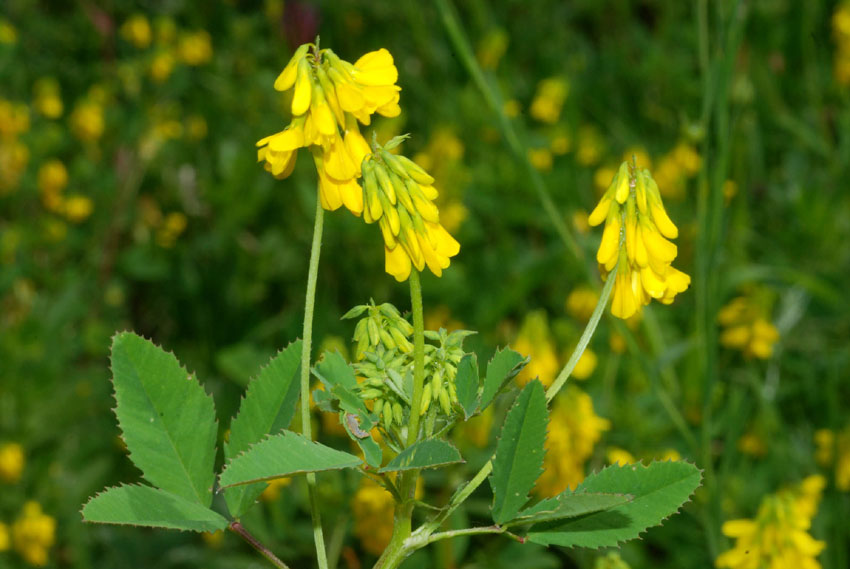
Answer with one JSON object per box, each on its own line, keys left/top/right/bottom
{"left": 480, "top": 347, "right": 529, "bottom": 410}
{"left": 82, "top": 484, "right": 228, "bottom": 533}
{"left": 313, "top": 351, "right": 374, "bottom": 422}
{"left": 526, "top": 461, "right": 702, "bottom": 548}
{"left": 490, "top": 380, "right": 547, "bottom": 524}
{"left": 454, "top": 354, "right": 479, "bottom": 419}
{"left": 506, "top": 493, "right": 632, "bottom": 526}
{"left": 378, "top": 440, "right": 463, "bottom": 473}
{"left": 224, "top": 340, "right": 302, "bottom": 518}
{"left": 219, "top": 430, "right": 362, "bottom": 488}
{"left": 111, "top": 332, "right": 217, "bottom": 507}
{"left": 341, "top": 411, "right": 382, "bottom": 468}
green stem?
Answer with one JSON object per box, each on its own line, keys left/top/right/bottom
{"left": 300, "top": 195, "right": 329, "bottom": 569}
{"left": 229, "top": 522, "right": 290, "bottom": 569}
{"left": 406, "top": 270, "right": 426, "bottom": 446}
{"left": 546, "top": 265, "right": 617, "bottom": 403}
{"left": 434, "top": 0, "right": 585, "bottom": 268}
{"left": 422, "top": 526, "right": 523, "bottom": 546}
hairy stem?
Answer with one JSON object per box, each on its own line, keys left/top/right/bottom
{"left": 229, "top": 522, "right": 290, "bottom": 569}
{"left": 300, "top": 195, "right": 329, "bottom": 569}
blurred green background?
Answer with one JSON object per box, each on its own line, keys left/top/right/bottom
{"left": 1, "top": 0, "right": 849, "bottom": 568}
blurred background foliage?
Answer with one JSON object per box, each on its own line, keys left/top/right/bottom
{"left": 1, "top": 0, "right": 849, "bottom": 568}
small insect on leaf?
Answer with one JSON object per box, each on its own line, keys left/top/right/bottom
{"left": 345, "top": 413, "right": 370, "bottom": 439}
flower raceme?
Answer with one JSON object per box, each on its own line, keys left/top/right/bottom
{"left": 256, "top": 42, "right": 401, "bottom": 214}
{"left": 361, "top": 138, "right": 460, "bottom": 282}
{"left": 589, "top": 160, "right": 690, "bottom": 319}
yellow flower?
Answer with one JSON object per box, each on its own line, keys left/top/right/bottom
{"left": 716, "top": 476, "right": 825, "bottom": 569}
{"left": 476, "top": 28, "right": 509, "bottom": 70}
{"left": 576, "top": 125, "right": 604, "bottom": 166}
{"left": 0, "top": 99, "right": 30, "bottom": 139}
{"left": 155, "top": 212, "right": 187, "bottom": 248}
{"left": 360, "top": 142, "right": 460, "bottom": 282}
{"left": 351, "top": 477, "right": 396, "bottom": 555}
{"left": 528, "top": 147, "right": 553, "bottom": 171}
{"left": 0, "top": 17, "right": 17, "bottom": 44}
{"left": 536, "top": 386, "right": 610, "bottom": 497}
{"left": 566, "top": 286, "right": 599, "bottom": 321}
{"left": 178, "top": 30, "right": 213, "bottom": 65}
{"left": 121, "top": 14, "right": 152, "bottom": 49}
{"left": 0, "top": 443, "right": 24, "bottom": 483}
{"left": 589, "top": 160, "right": 690, "bottom": 319}
{"left": 62, "top": 195, "right": 93, "bottom": 223}
{"left": 658, "top": 448, "right": 682, "bottom": 461}
{"left": 815, "top": 427, "right": 850, "bottom": 491}
{"left": 512, "top": 311, "right": 559, "bottom": 388}
{"left": 201, "top": 529, "right": 224, "bottom": 548}
{"left": 718, "top": 297, "right": 779, "bottom": 359}
{"left": 0, "top": 139, "right": 29, "bottom": 195}
{"left": 530, "top": 77, "right": 569, "bottom": 124}
{"left": 38, "top": 159, "right": 68, "bottom": 211}
{"left": 622, "top": 146, "right": 652, "bottom": 170}
{"left": 33, "top": 78, "right": 63, "bottom": 119}
{"left": 150, "top": 50, "right": 176, "bottom": 82}
{"left": 70, "top": 101, "right": 104, "bottom": 142}
{"left": 738, "top": 430, "right": 768, "bottom": 457}
{"left": 257, "top": 43, "right": 401, "bottom": 215}
{"left": 259, "top": 477, "right": 292, "bottom": 502}
{"left": 550, "top": 130, "right": 571, "bottom": 155}
{"left": 594, "top": 165, "right": 617, "bottom": 194}
{"left": 12, "top": 501, "right": 56, "bottom": 567}
{"left": 503, "top": 99, "right": 521, "bottom": 118}
{"left": 0, "top": 522, "right": 9, "bottom": 551}
{"left": 606, "top": 446, "right": 636, "bottom": 465}
{"left": 595, "top": 551, "right": 631, "bottom": 569}
{"left": 571, "top": 348, "right": 597, "bottom": 380}
{"left": 456, "top": 405, "right": 494, "bottom": 449}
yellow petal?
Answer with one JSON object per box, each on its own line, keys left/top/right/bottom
{"left": 419, "top": 185, "right": 439, "bottom": 200}
{"left": 339, "top": 178, "right": 364, "bottom": 215}
{"left": 268, "top": 125, "right": 304, "bottom": 152}
{"left": 611, "top": 267, "right": 638, "bottom": 319}
{"left": 640, "top": 266, "right": 667, "bottom": 299}
{"left": 641, "top": 222, "right": 677, "bottom": 263}
{"left": 322, "top": 134, "right": 356, "bottom": 181}
{"left": 614, "top": 162, "right": 630, "bottom": 203}
{"left": 291, "top": 59, "right": 313, "bottom": 116}
{"left": 427, "top": 222, "right": 460, "bottom": 257}
{"left": 354, "top": 48, "right": 398, "bottom": 86}
{"left": 650, "top": 202, "right": 679, "bottom": 239}
{"left": 588, "top": 196, "right": 611, "bottom": 226}
{"left": 385, "top": 244, "right": 411, "bottom": 281}
{"left": 344, "top": 128, "right": 370, "bottom": 175}
{"left": 274, "top": 44, "right": 309, "bottom": 91}
{"left": 596, "top": 217, "right": 621, "bottom": 265}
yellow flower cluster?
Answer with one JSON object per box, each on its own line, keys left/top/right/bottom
{"left": 716, "top": 475, "right": 826, "bottom": 569}
{"left": 595, "top": 551, "right": 632, "bottom": 569}
{"left": 0, "top": 443, "right": 24, "bottom": 483}
{"left": 121, "top": 14, "right": 152, "bottom": 48}
{"left": 566, "top": 286, "right": 599, "bottom": 321}
{"left": 530, "top": 77, "right": 570, "bottom": 124}
{"left": 652, "top": 142, "right": 702, "bottom": 199}
{"left": 814, "top": 427, "right": 850, "bottom": 491}
{"left": 512, "top": 311, "right": 559, "bottom": 388}
{"left": 351, "top": 476, "right": 424, "bottom": 555}
{"left": 362, "top": 143, "right": 460, "bottom": 281}
{"left": 536, "top": 386, "right": 610, "bottom": 497}
{"left": 12, "top": 501, "right": 56, "bottom": 567}
{"left": 0, "top": 99, "right": 30, "bottom": 195}
{"left": 70, "top": 99, "right": 105, "bottom": 143}
{"left": 37, "top": 159, "right": 94, "bottom": 223}
{"left": 33, "top": 78, "right": 63, "bottom": 119}
{"left": 833, "top": 3, "right": 850, "bottom": 85}
{"left": 718, "top": 297, "right": 779, "bottom": 359}
{"left": 119, "top": 15, "right": 213, "bottom": 81}
{"left": 257, "top": 43, "right": 400, "bottom": 214}
{"left": 589, "top": 160, "right": 690, "bottom": 319}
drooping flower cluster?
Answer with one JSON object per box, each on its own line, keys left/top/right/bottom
{"left": 361, "top": 140, "right": 460, "bottom": 281}
{"left": 589, "top": 160, "right": 690, "bottom": 319}
{"left": 716, "top": 475, "right": 826, "bottom": 569}
{"left": 535, "top": 386, "right": 610, "bottom": 497}
{"left": 257, "top": 42, "right": 400, "bottom": 214}
{"left": 718, "top": 296, "right": 779, "bottom": 359}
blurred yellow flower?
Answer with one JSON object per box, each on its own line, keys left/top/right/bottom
{"left": 0, "top": 443, "right": 24, "bottom": 483}
{"left": 37, "top": 159, "right": 68, "bottom": 211}
{"left": 0, "top": 100, "right": 30, "bottom": 138}
{"left": 550, "top": 131, "right": 571, "bottom": 155}
{"left": 155, "top": 17, "right": 178, "bottom": 45}
{"left": 572, "top": 209, "right": 590, "bottom": 234}
{"left": 595, "top": 551, "right": 631, "bottom": 569}
{"left": 606, "top": 446, "right": 636, "bottom": 465}
{"left": 70, "top": 101, "right": 104, "bottom": 142}
{"left": 589, "top": 160, "right": 690, "bottom": 319}
{"left": 594, "top": 165, "right": 617, "bottom": 194}
{"left": 185, "top": 115, "right": 208, "bottom": 140}
{"left": 150, "top": 50, "right": 176, "bottom": 83}
{"left": 201, "top": 529, "right": 224, "bottom": 548}
{"left": 530, "top": 77, "right": 569, "bottom": 124}
{"left": 259, "top": 477, "right": 292, "bottom": 502}
{"left": 718, "top": 297, "right": 779, "bottom": 359}
{"left": 456, "top": 405, "right": 494, "bottom": 449}
{"left": 178, "top": 30, "right": 213, "bottom": 65}
{"left": 121, "top": 14, "right": 152, "bottom": 49}
{"left": 0, "top": 18, "right": 17, "bottom": 44}
{"left": 424, "top": 305, "right": 465, "bottom": 333}
{"left": 33, "top": 78, "right": 63, "bottom": 119}
{"left": 0, "top": 139, "right": 29, "bottom": 195}
{"left": 351, "top": 478, "right": 395, "bottom": 555}
{"left": 528, "top": 147, "right": 553, "bottom": 171}
{"left": 0, "top": 522, "right": 9, "bottom": 551}
{"left": 814, "top": 427, "right": 850, "bottom": 491}
{"left": 671, "top": 142, "right": 701, "bottom": 175}
{"left": 622, "top": 146, "right": 652, "bottom": 170}
{"left": 658, "top": 448, "right": 682, "bottom": 461}
{"left": 62, "top": 195, "right": 94, "bottom": 223}
{"left": 536, "top": 386, "right": 610, "bottom": 496}
{"left": 566, "top": 286, "right": 599, "bottom": 321}
{"left": 576, "top": 125, "right": 604, "bottom": 166}
{"left": 155, "top": 212, "right": 187, "bottom": 248}
{"left": 476, "top": 28, "right": 509, "bottom": 70}
{"left": 833, "top": 3, "right": 850, "bottom": 85}
{"left": 570, "top": 348, "right": 597, "bottom": 380}
{"left": 512, "top": 310, "right": 559, "bottom": 388}
{"left": 716, "top": 476, "right": 825, "bottom": 569}
{"left": 502, "top": 99, "right": 521, "bottom": 118}
{"left": 12, "top": 501, "right": 56, "bottom": 567}
{"left": 737, "top": 431, "right": 768, "bottom": 457}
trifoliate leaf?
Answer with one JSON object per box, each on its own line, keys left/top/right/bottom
{"left": 480, "top": 347, "right": 529, "bottom": 410}
{"left": 506, "top": 493, "right": 632, "bottom": 526}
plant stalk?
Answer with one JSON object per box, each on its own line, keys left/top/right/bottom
{"left": 300, "top": 195, "right": 329, "bottom": 569}
{"left": 229, "top": 522, "right": 291, "bottom": 569}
